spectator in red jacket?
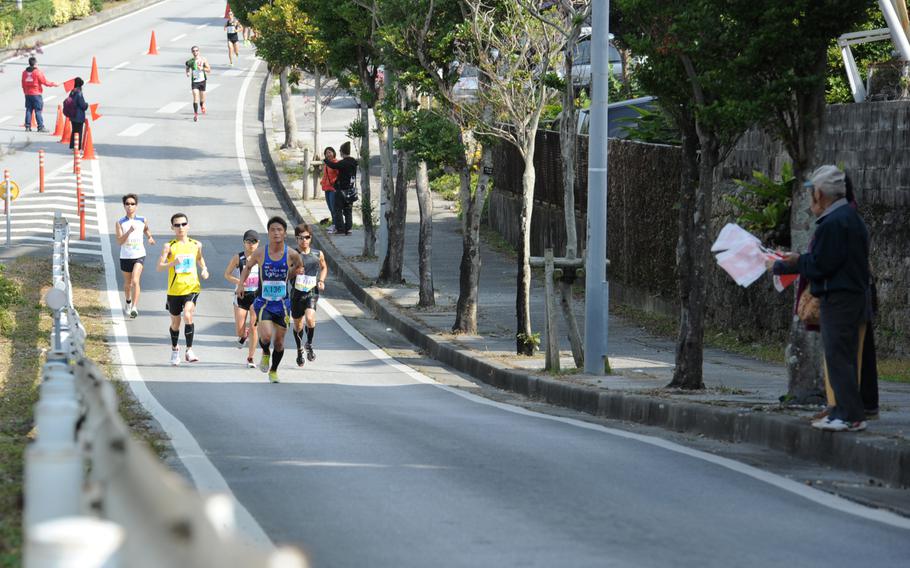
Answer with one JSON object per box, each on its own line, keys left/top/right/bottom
{"left": 21, "top": 57, "right": 58, "bottom": 133}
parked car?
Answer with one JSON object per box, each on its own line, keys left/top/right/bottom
{"left": 574, "top": 96, "right": 657, "bottom": 138}
{"left": 452, "top": 64, "right": 479, "bottom": 102}
{"left": 569, "top": 31, "right": 623, "bottom": 90}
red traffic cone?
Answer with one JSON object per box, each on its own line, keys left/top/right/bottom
{"left": 59, "top": 117, "right": 72, "bottom": 144}
{"left": 52, "top": 105, "right": 64, "bottom": 136}
{"left": 89, "top": 56, "right": 101, "bottom": 84}
{"left": 148, "top": 31, "right": 158, "bottom": 55}
{"left": 82, "top": 123, "right": 96, "bottom": 160}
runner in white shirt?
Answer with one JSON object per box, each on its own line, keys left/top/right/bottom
{"left": 115, "top": 193, "right": 155, "bottom": 319}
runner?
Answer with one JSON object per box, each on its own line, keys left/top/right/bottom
{"left": 157, "top": 213, "right": 209, "bottom": 366}
{"left": 115, "top": 193, "right": 155, "bottom": 319}
{"left": 185, "top": 46, "right": 211, "bottom": 122}
{"left": 236, "top": 217, "right": 303, "bottom": 383}
{"left": 224, "top": 229, "right": 261, "bottom": 368}
{"left": 290, "top": 223, "right": 327, "bottom": 367}
{"left": 243, "top": 23, "right": 254, "bottom": 46}
{"left": 224, "top": 13, "right": 242, "bottom": 66}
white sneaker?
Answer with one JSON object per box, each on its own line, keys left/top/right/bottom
{"left": 327, "top": 226, "right": 336, "bottom": 234}
{"left": 170, "top": 349, "right": 180, "bottom": 366}
{"left": 812, "top": 417, "right": 867, "bottom": 432}
{"left": 129, "top": 307, "right": 139, "bottom": 319}
{"left": 124, "top": 303, "right": 132, "bottom": 317}
{"left": 185, "top": 348, "right": 199, "bottom": 363}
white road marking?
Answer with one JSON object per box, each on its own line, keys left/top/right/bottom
{"left": 235, "top": 61, "right": 267, "bottom": 227}
{"left": 110, "top": 61, "right": 130, "bottom": 72}
{"left": 157, "top": 102, "right": 189, "bottom": 114}
{"left": 206, "top": 83, "right": 221, "bottom": 93}
{"left": 117, "top": 123, "right": 154, "bottom": 137}
{"left": 0, "top": 116, "right": 11, "bottom": 124}
{"left": 94, "top": 67, "right": 272, "bottom": 546}
{"left": 196, "top": 23, "right": 209, "bottom": 29}
{"left": 171, "top": 33, "right": 187, "bottom": 42}
{"left": 33, "top": 0, "right": 174, "bottom": 51}
{"left": 44, "top": 95, "right": 58, "bottom": 103}
{"left": 224, "top": 69, "right": 243, "bottom": 77}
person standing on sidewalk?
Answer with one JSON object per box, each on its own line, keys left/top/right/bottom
{"left": 323, "top": 141, "right": 358, "bottom": 236}
{"left": 158, "top": 213, "right": 209, "bottom": 366}
{"left": 115, "top": 193, "right": 155, "bottom": 319}
{"left": 290, "top": 223, "right": 327, "bottom": 367}
{"left": 65, "top": 77, "right": 89, "bottom": 150}
{"left": 320, "top": 147, "right": 340, "bottom": 234}
{"left": 21, "top": 56, "right": 58, "bottom": 132}
{"left": 770, "top": 165, "right": 872, "bottom": 433}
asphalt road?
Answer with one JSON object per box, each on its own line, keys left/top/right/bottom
{"left": 2, "top": 2, "right": 909, "bottom": 566}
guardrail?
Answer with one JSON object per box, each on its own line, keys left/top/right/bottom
{"left": 24, "top": 213, "right": 308, "bottom": 567}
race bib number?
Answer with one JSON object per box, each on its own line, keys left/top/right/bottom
{"left": 243, "top": 274, "right": 260, "bottom": 292}
{"left": 174, "top": 254, "right": 194, "bottom": 274}
{"left": 227, "top": 25, "right": 236, "bottom": 33}
{"left": 294, "top": 274, "right": 317, "bottom": 292}
{"left": 192, "top": 68, "right": 205, "bottom": 82}
{"left": 261, "top": 280, "right": 287, "bottom": 301}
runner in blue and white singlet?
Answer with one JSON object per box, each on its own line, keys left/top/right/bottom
{"left": 236, "top": 217, "right": 303, "bottom": 383}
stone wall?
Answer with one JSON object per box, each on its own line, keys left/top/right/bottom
{"left": 487, "top": 100, "right": 910, "bottom": 356}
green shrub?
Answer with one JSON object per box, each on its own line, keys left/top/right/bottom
{"left": 723, "top": 163, "right": 794, "bottom": 247}
{"left": 90, "top": 0, "right": 104, "bottom": 11}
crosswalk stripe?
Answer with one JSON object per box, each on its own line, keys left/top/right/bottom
{"left": 172, "top": 33, "right": 187, "bottom": 42}
{"left": 223, "top": 69, "right": 243, "bottom": 77}
{"left": 117, "top": 123, "right": 154, "bottom": 137}
{"left": 111, "top": 61, "right": 130, "bottom": 72}
{"left": 157, "top": 102, "right": 189, "bottom": 114}
{"left": 44, "top": 95, "right": 58, "bottom": 103}
{"left": 0, "top": 116, "right": 11, "bottom": 124}
{"left": 206, "top": 83, "right": 220, "bottom": 92}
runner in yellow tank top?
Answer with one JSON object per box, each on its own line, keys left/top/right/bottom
{"left": 157, "top": 212, "right": 209, "bottom": 366}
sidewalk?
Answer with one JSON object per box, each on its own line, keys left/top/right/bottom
{"left": 263, "top": 74, "right": 910, "bottom": 489}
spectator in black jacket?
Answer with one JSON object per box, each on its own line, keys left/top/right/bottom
{"left": 68, "top": 77, "right": 89, "bottom": 150}
{"left": 323, "top": 141, "right": 358, "bottom": 235}
{"left": 771, "top": 165, "right": 872, "bottom": 432}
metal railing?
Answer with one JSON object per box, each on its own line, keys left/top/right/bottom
{"left": 24, "top": 213, "right": 308, "bottom": 567}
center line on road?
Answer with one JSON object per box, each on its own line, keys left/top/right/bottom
{"left": 44, "top": 95, "right": 57, "bottom": 103}
{"left": 196, "top": 23, "right": 209, "bottom": 29}
{"left": 157, "top": 102, "right": 189, "bottom": 114}
{"left": 110, "top": 61, "right": 130, "bottom": 71}
{"left": 0, "top": 117, "right": 10, "bottom": 124}
{"left": 117, "top": 123, "right": 154, "bottom": 137}
{"left": 171, "top": 33, "right": 187, "bottom": 42}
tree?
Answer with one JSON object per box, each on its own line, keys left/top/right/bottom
{"left": 248, "top": 0, "right": 324, "bottom": 150}
{"left": 458, "top": 0, "right": 564, "bottom": 355}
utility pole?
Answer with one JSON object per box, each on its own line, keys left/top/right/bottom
{"left": 583, "top": 0, "right": 609, "bottom": 375}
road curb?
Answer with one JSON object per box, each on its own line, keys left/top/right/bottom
{"left": 0, "top": 0, "right": 166, "bottom": 63}
{"left": 257, "top": 72, "right": 910, "bottom": 489}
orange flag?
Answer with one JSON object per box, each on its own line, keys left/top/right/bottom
{"left": 63, "top": 77, "right": 76, "bottom": 92}
{"left": 90, "top": 104, "right": 102, "bottom": 121}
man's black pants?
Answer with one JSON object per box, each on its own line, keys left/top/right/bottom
{"left": 820, "top": 290, "right": 867, "bottom": 422}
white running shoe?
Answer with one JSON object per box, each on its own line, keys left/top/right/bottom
{"left": 170, "top": 349, "right": 180, "bottom": 366}
{"left": 185, "top": 348, "right": 199, "bottom": 363}
{"left": 124, "top": 303, "right": 132, "bottom": 317}
{"left": 129, "top": 307, "right": 139, "bottom": 319}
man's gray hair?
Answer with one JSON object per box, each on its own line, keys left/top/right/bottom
{"left": 809, "top": 165, "right": 846, "bottom": 199}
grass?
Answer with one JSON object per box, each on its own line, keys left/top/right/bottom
{"left": 879, "top": 359, "right": 910, "bottom": 383}
{"left": 0, "top": 258, "right": 166, "bottom": 567}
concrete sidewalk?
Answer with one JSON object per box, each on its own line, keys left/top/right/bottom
{"left": 262, "top": 74, "right": 910, "bottom": 489}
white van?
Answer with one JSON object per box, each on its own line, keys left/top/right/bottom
{"left": 571, "top": 32, "right": 623, "bottom": 89}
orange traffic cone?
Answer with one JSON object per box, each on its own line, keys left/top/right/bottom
{"left": 52, "top": 105, "right": 64, "bottom": 136}
{"left": 29, "top": 113, "right": 37, "bottom": 130}
{"left": 148, "top": 31, "right": 158, "bottom": 55}
{"left": 59, "top": 118, "right": 72, "bottom": 144}
{"left": 89, "top": 56, "right": 101, "bottom": 84}
{"left": 82, "top": 123, "right": 96, "bottom": 160}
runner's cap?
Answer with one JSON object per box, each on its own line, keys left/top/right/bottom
{"left": 243, "top": 230, "right": 260, "bottom": 242}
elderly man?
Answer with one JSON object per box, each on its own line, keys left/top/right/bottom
{"left": 770, "top": 165, "right": 872, "bottom": 432}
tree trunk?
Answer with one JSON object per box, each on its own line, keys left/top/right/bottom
{"left": 669, "top": 126, "right": 710, "bottom": 389}
{"left": 279, "top": 67, "right": 299, "bottom": 149}
{"left": 376, "top": 121, "right": 394, "bottom": 260}
{"left": 452, "top": 144, "right": 491, "bottom": 334}
{"left": 313, "top": 70, "right": 322, "bottom": 162}
{"left": 516, "top": 152, "right": 536, "bottom": 356}
{"left": 379, "top": 147, "right": 409, "bottom": 284}
{"left": 416, "top": 160, "right": 435, "bottom": 307}
{"left": 359, "top": 101, "right": 376, "bottom": 257}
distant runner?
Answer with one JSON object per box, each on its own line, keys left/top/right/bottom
{"left": 115, "top": 193, "right": 155, "bottom": 319}
{"left": 224, "top": 229, "right": 261, "bottom": 368}
{"left": 290, "top": 223, "right": 327, "bottom": 367}
{"left": 185, "top": 46, "right": 211, "bottom": 122}
{"left": 236, "top": 217, "right": 303, "bottom": 383}
{"left": 158, "top": 213, "right": 209, "bottom": 365}
{"left": 224, "top": 14, "right": 243, "bottom": 65}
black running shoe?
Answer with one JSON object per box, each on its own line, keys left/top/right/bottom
{"left": 305, "top": 343, "right": 315, "bottom": 362}
{"left": 296, "top": 349, "right": 305, "bottom": 367}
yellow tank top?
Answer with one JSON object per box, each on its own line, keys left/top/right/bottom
{"left": 166, "top": 238, "right": 202, "bottom": 295}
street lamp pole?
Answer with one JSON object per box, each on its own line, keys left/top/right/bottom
{"left": 584, "top": 0, "right": 610, "bottom": 375}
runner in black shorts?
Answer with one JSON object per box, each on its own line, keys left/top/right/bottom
{"left": 185, "top": 46, "right": 211, "bottom": 122}
{"left": 290, "top": 223, "right": 327, "bottom": 367}
{"left": 224, "top": 229, "right": 261, "bottom": 367}
{"left": 224, "top": 14, "right": 242, "bottom": 66}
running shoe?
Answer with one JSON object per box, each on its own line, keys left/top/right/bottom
{"left": 327, "top": 227, "right": 336, "bottom": 234}
{"left": 37, "top": 127, "right": 48, "bottom": 133}
{"left": 185, "top": 348, "right": 199, "bottom": 363}
{"left": 193, "top": 112, "right": 198, "bottom": 122}
{"left": 258, "top": 353, "right": 270, "bottom": 373}
{"left": 124, "top": 303, "right": 132, "bottom": 317}
{"left": 170, "top": 349, "right": 180, "bottom": 366}
{"left": 237, "top": 336, "right": 246, "bottom": 348}
{"left": 305, "top": 343, "right": 315, "bottom": 362}
{"left": 246, "top": 356, "right": 256, "bottom": 368}
{"left": 129, "top": 307, "right": 139, "bottom": 319}
{"left": 268, "top": 370, "right": 279, "bottom": 383}
{"left": 201, "top": 104, "right": 207, "bottom": 115}
{"left": 296, "top": 349, "right": 305, "bottom": 367}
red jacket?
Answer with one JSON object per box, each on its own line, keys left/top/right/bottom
{"left": 21, "top": 68, "right": 56, "bottom": 95}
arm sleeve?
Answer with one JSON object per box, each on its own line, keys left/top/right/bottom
{"left": 796, "top": 220, "right": 847, "bottom": 281}
{"left": 78, "top": 93, "right": 89, "bottom": 111}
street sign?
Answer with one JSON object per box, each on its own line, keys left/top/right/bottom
{"left": 0, "top": 180, "right": 20, "bottom": 201}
